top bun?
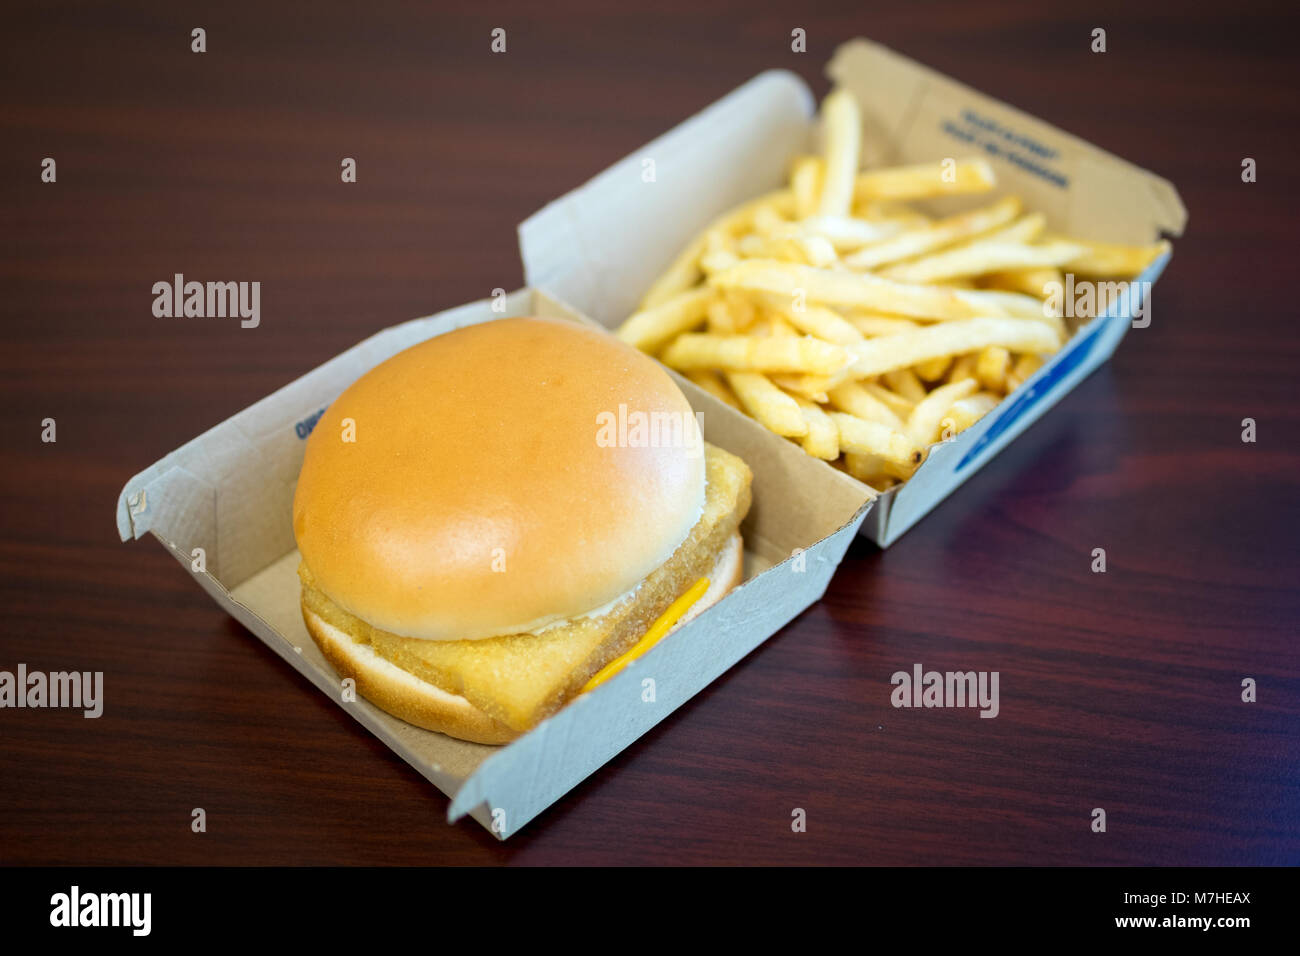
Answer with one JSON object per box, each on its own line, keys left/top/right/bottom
{"left": 293, "top": 317, "right": 706, "bottom": 641}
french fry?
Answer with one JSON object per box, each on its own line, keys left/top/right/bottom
{"left": 847, "top": 318, "right": 1062, "bottom": 379}
{"left": 616, "top": 286, "right": 713, "bottom": 352}
{"left": 725, "top": 372, "right": 807, "bottom": 437}
{"left": 882, "top": 368, "right": 927, "bottom": 402}
{"left": 767, "top": 314, "right": 798, "bottom": 337}
{"left": 843, "top": 196, "right": 1022, "bottom": 270}
{"left": 953, "top": 288, "right": 1066, "bottom": 339}
{"left": 684, "top": 369, "right": 742, "bottom": 410}
{"left": 794, "top": 397, "right": 841, "bottom": 460}
{"left": 790, "top": 156, "right": 824, "bottom": 219}
{"left": 1006, "top": 352, "right": 1045, "bottom": 390}
{"left": 639, "top": 190, "right": 796, "bottom": 308}
{"left": 751, "top": 203, "right": 788, "bottom": 235}
{"left": 914, "top": 354, "right": 952, "bottom": 382}
{"left": 737, "top": 233, "right": 839, "bottom": 268}
{"left": 704, "top": 293, "right": 752, "bottom": 334}
{"left": 908, "top": 378, "right": 979, "bottom": 445}
{"left": 954, "top": 288, "right": 1054, "bottom": 320}
{"left": 639, "top": 239, "right": 709, "bottom": 310}
{"left": 863, "top": 382, "right": 916, "bottom": 419}
{"left": 942, "top": 392, "right": 1000, "bottom": 434}
{"left": 700, "top": 248, "right": 743, "bottom": 275}
{"left": 816, "top": 89, "right": 862, "bottom": 217}
{"left": 1060, "top": 238, "right": 1170, "bottom": 278}
{"left": 660, "top": 332, "right": 850, "bottom": 375}
{"left": 770, "top": 364, "right": 852, "bottom": 401}
{"left": 880, "top": 239, "right": 1086, "bottom": 284}
{"left": 848, "top": 313, "right": 921, "bottom": 337}
{"left": 841, "top": 456, "right": 888, "bottom": 493}
{"left": 767, "top": 215, "right": 903, "bottom": 250}
{"left": 770, "top": 374, "right": 830, "bottom": 403}
{"left": 711, "top": 259, "right": 987, "bottom": 321}
{"left": 710, "top": 189, "right": 797, "bottom": 229}
{"left": 827, "top": 382, "right": 906, "bottom": 429}
{"left": 704, "top": 223, "right": 736, "bottom": 255}
{"left": 946, "top": 353, "right": 977, "bottom": 384}
{"left": 828, "top": 412, "right": 922, "bottom": 473}
{"left": 725, "top": 292, "right": 758, "bottom": 331}
{"left": 844, "top": 452, "right": 907, "bottom": 486}
{"left": 775, "top": 304, "right": 864, "bottom": 344}
{"left": 853, "top": 158, "right": 996, "bottom": 202}
{"left": 706, "top": 297, "right": 737, "bottom": 333}
{"left": 981, "top": 212, "right": 1047, "bottom": 244}
{"left": 983, "top": 267, "right": 1065, "bottom": 298}
{"left": 975, "top": 346, "right": 1011, "bottom": 391}
{"left": 857, "top": 200, "right": 934, "bottom": 228}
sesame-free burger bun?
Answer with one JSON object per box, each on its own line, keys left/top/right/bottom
{"left": 292, "top": 317, "right": 707, "bottom": 642}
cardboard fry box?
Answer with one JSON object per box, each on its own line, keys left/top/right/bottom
{"left": 117, "top": 288, "right": 873, "bottom": 839}
{"left": 521, "top": 37, "right": 1187, "bottom": 546}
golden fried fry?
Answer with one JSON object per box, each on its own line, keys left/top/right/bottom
{"left": 847, "top": 318, "right": 1062, "bottom": 379}
{"left": 908, "top": 378, "right": 979, "bottom": 445}
{"left": 616, "top": 287, "right": 713, "bottom": 352}
{"left": 725, "top": 371, "right": 807, "bottom": 437}
{"left": 684, "top": 369, "right": 742, "bottom": 410}
{"left": 711, "top": 259, "right": 987, "bottom": 321}
{"left": 816, "top": 89, "right": 862, "bottom": 217}
{"left": 844, "top": 196, "right": 1021, "bottom": 270}
{"left": 853, "top": 158, "right": 996, "bottom": 202}
{"left": 661, "top": 332, "right": 850, "bottom": 375}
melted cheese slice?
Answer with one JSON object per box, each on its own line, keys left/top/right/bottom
{"left": 582, "top": 577, "right": 710, "bottom": 692}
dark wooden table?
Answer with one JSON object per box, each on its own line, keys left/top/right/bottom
{"left": 2, "top": 0, "right": 1296, "bottom": 866}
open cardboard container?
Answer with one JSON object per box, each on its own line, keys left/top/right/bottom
{"left": 117, "top": 37, "right": 1185, "bottom": 838}
{"left": 523, "top": 38, "right": 1186, "bottom": 546}
{"left": 116, "top": 288, "right": 872, "bottom": 839}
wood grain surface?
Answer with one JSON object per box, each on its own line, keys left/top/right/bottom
{"left": 2, "top": 0, "right": 1297, "bottom": 865}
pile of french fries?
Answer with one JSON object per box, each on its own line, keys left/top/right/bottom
{"left": 616, "top": 88, "right": 1168, "bottom": 493}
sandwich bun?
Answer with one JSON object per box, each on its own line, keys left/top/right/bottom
{"left": 293, "top": 317, "right": 707, "bottom": 642}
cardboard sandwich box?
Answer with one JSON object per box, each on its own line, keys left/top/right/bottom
{"left": 116, "top": 289, "right": 873, "bottom": 839}
{"left": 523, "top": 38, "right": 1186, "bottom": 546}
{"left": 118, "top": 37, "right": 1185, "bottom": 838}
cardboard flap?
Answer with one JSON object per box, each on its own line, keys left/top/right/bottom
{"left": 519, "top": 69, "right": 815, "bottom": 327}
{"left": 827, "top": 38, "right": 1187, "bottom": 241}
{"left": 116, "top": 291, "right": 534, "bottom": 588}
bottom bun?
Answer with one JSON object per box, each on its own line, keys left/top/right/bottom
{"left": 303, "top": 531, "right": 745, "bottom": 745}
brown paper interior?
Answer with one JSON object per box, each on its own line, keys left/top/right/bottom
{"left": 828, "top": 38, "right": 1187, "bottom": 241}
